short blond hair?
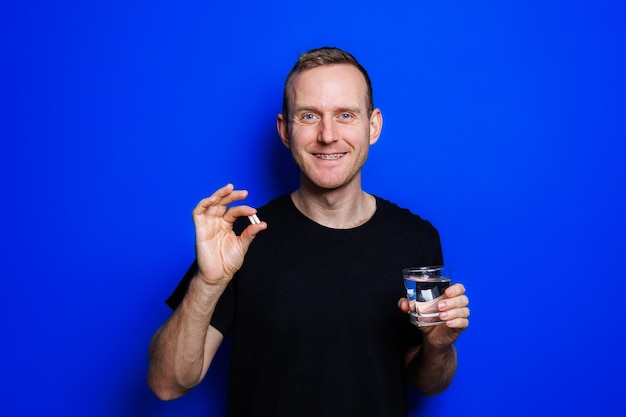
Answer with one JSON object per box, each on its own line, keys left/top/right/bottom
{"left": 282, "top": 47, "right": 374, "bottom": 121}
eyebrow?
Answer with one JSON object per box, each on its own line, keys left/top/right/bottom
{"left": 294, "top": 105, "right": 362, "bottom": 114}
{"left": 293, "top": 106, "right": 318, "bottom": 114}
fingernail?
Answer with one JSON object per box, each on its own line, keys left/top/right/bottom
{"left": 438, "top": 301, "right": 447, "bottom": 310}
{"left": 440, "top": 311, "right": 448, "bottom": 319}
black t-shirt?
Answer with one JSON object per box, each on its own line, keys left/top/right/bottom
{"left": 167, "top": 195, "right": 443, "bottom": 417}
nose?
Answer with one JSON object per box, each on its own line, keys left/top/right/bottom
{"left": 318, "top": 116, "right": 338, "bottom": 144}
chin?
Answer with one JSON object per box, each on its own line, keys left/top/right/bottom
{"left": 305, "top": 176, "right": 358, "bottom": 192}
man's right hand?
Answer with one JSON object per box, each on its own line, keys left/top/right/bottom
{"left": 192, "top": 183, "right": 267, "bottom": 285}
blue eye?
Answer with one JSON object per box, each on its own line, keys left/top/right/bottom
{"left": 303, "top": 114, "right": 315, "bottom": 120}
{"left": 340, "top": 113, "right": 351, "bottom": 119}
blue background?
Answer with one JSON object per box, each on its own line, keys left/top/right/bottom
{"left": 2, "top": 1, "right": 625, "bottom": 416}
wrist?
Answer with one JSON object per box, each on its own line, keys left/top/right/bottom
{"left": 422, "top": 337, "right": 454, "bottom": 356}
{"left": 194, "top": 270, "right": 231, "bottom": 287}
{"left": 189, "top": 272, "right": 230, "bottom": 300}
{"left": 180, "top": 273, "right": 230, "bottom": 316}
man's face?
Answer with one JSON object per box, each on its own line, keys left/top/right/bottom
{"left": 278, "top": 64, "right": 382, "bottom": 192}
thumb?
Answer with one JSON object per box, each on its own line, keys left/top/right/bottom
{"left": 398, "top": 297, "right": 410, "bottom": 313}
{"left": 238, "top": 222, "right": 268, "bottom": 251}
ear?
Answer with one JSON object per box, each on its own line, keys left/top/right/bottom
{"left": 368, "top": 108, "right": 383, "bottom": 145}
{"left": 277, "top": 114, "right": 291, "bottom": 149}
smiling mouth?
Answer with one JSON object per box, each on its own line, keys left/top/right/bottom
{"left": 313, "top": 153, "right": 346, "bottom": 160}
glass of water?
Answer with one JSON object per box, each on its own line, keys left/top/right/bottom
{"left": 403, "top": 266, "right": 451, "bottom": 327}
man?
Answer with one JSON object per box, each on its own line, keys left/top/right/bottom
{"left": 148, "top": 47, "right": 470, "bottom": 416}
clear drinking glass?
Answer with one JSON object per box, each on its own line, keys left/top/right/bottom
{"left": 403, "top": 266, "right": 451, "bottom": 327}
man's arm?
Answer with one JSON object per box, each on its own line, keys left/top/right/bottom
{"left": 147, "top": 275, "right": 226, "bottom": 400}
{"left": 147, "top": 184, "right": 266, "bottom": 400}
{"left": 400, "top": 283, "right": 469, "bottom": 395}
{"left": 404, "top": 340, "right": 457, "bottom": 396}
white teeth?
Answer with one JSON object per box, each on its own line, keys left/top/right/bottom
{"left": 314, "top": 153, "right": 344, "bottom": 160}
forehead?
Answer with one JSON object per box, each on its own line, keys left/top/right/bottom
{"left": 287, "top": 64, "right": 368, "bottom": 109}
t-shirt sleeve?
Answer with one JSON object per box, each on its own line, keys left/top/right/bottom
{"left": 209, "top": 280, "right": 235, "bottom": 336}
{"left": 164, "top": 260, "right": 235, "bottom": 337}
{"left": 165, "top": 260, "right": 198, "bottom": 310}
{"left": 430, "top": 227, "right": 444, "bottom": 267}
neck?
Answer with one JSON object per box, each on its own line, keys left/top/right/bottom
{"left": 291, "top": 182, "right": 376, "bottom": 229}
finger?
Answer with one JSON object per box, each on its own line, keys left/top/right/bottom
{"left": 438, "top": 294, "right": 469, "bottom": 312}
{"left": 193, "top": 185, "right": 248, "bottom": 216}
{"left": 397, "top": 297, "right": 410, "bottom": 313}
{"left": 440, "top": 306, "right": 471, "bottom": 321}
{"left": 196, "top": 184, "right": 236, "bottom": 209}
{"left": 218, "top": 187, "right": 249, "bottom": 207}
{"left": 208, "top": 184, "right": 248, "bottom": 208}
{"left": 223, "top": 205, "right": 258, "bottom": 224}
{"left": 212, "top": 183, "right": 236, "bottom": 199}
{"left": 444, "top": 283, "right": 466, "bottom": 298}
{"left": 445, "top": 317, "right": 469, "bottom": 330}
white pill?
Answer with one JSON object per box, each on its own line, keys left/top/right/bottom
{"left": 248, "top": 214, "right": 261, "bottom": 225}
